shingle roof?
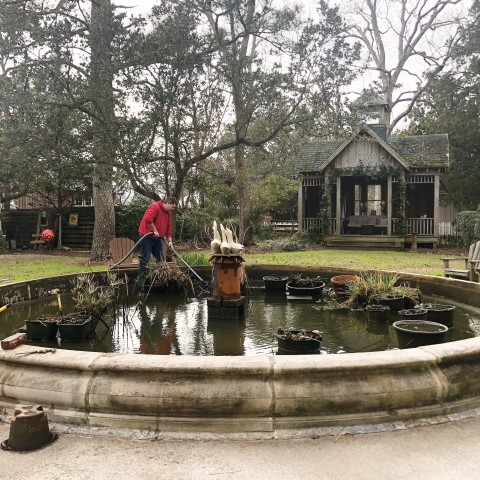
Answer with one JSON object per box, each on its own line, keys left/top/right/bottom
{"left": 297, "top": 140, "right": 344, "bottom": 172}
{"left": 387, "top": 134, "right": 449, "bottom": 168}
{"left": 297, "top": 133, "right": 449, "bottom": 173}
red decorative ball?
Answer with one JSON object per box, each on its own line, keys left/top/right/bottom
{"left": 41, "top": 229, "right": 55, "bottom": 244}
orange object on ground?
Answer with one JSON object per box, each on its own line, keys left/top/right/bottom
{"left": 41, "top": 229, "right": 55, "bottom": 244}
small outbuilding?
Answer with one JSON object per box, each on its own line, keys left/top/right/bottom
{"left": 297, "top": 96, "right": 449, "bottom": 248}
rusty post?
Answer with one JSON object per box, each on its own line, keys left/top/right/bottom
{"left": 411, "top": 232, "right": 418, "bottom": 251}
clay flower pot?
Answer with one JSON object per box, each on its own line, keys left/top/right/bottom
{"left": 330, "top": 275, "right": 358, "bottom": 299}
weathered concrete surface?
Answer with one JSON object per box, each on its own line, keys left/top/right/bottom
{"left": 1, "top": 416, "right": 480, "bottom": 480}
{"left": 3, "top": 337, "right": 480, "bottom": 436}
{"left": 1, "top": 270, "right": 480, "bottom": 437}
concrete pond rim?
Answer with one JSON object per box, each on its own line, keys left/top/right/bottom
{"left": 1, "top": 265, "right": 480, "bottom": 440}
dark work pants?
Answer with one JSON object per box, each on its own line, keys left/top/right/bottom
{"left": 137, "top": 235, "right": 164, "bottom": 287}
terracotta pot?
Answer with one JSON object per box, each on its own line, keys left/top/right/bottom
{"left": 330, "top": 275, "right": 358, "bottom": 298}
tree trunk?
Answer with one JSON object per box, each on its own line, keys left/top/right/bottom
{"left": 235, "top": 142, "right": 252, "bottom": 245}
{"left": 89, "top": 0, "right": 116, "bottom": 261}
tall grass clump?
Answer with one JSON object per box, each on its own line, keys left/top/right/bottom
{"left": 347, "top": 272, "right": 400, "bottom": 308}
{"left": 177, "top": 252, "right": 211, "bottom": 266}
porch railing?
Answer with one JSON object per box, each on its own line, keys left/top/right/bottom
{"left": 302, "top": 218, "right": 337, "bottom": 234}
{"left": 302, "top": 217, "right": 436, "bottom": 236}
{"left": 392, "top": 218, "right": 434, "bottom": 235}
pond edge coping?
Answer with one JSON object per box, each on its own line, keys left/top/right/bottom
{"left": 1, "top": 267, "right": 480, "bottom": 439}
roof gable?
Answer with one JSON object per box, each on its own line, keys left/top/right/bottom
{"left": 297, "top": 128, "right": 449, "bottom": 173}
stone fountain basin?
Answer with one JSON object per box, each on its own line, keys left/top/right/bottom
{"left": 1, "top": 268, "right": 480, "bottom": 439}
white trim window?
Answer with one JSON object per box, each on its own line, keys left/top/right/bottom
{"left": 74, "top": 197, "right": 93, "bottom": 207}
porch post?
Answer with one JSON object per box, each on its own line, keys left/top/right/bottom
{"left": 434, "top": 174, "right": 440, "bottom": 238}
{"left": 336, "top": 176, "right": 341, "bottom": 235}
{"left": 387, "top": 176, "right": 392, "bottom": 235}
{"left": 298, "top": 178, "right": 304, "bottom": 233}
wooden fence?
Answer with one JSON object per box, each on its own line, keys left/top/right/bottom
{"left": 1, "top": 208, "right": 122, "bottom": 250}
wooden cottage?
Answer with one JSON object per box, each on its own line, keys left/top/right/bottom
{"left": 297, "top": 99, "right": 449, "bottom": 249}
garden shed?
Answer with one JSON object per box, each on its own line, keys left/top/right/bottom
{"left": 297, "top": 97, "right": 450, "bottom": 248}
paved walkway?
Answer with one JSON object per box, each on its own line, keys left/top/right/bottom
{"left": 1, "top": 416, "right": 480, "bottom": 480}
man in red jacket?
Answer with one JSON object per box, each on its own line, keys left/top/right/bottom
{"left": 137, "top": 196, "right": 177, "bottom": 287}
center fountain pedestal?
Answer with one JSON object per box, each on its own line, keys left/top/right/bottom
{"left": 207, "top": 255, "right": 245, "bottom": 319}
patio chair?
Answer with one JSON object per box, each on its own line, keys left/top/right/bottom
{"left": 441, "top": 240, "right": 480, "bottom": 282}
{"left": 107, "top": 238, "right": 138, "bottom": 271}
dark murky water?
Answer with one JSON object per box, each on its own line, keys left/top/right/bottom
{"left": 2, "top": 288, "right": 479, "bottom": 355}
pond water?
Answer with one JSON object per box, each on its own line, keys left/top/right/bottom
{"left": 2, "top": 286, "right": 480, "bottom": 355}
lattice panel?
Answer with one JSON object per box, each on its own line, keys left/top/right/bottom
{"left": 406, "top": 175, "right": 435, "bottom": 184}
{"left": 302, "top": 177, "right": 324, "bottom": 187}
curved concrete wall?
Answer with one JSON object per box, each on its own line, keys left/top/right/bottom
{"left": 1, "top": 269, "right": 480, "bottom": 437}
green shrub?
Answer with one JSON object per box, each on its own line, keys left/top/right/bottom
{"left": 453, "top": 210, "right": 480, "bottom": 247}
{"left": 252, "top": 221, "right": 274, "bottom": 240}
{"left": 176, "top": 208, "right": 213, "bottom": 243}
{"left": 117, "top": 195, "right": 152, "bottom": 241}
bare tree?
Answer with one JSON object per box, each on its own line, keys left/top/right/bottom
{"left": 89, "top": 0, "right": 117, "bottom": 260}
{"left": 346, "top": 0, "right": 466, "bottom": 132}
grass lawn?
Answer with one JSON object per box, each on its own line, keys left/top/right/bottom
{"left": 0, "top": 247, "right": 455, "bottom": 285}
{"left": 0, "top": 253, "right": 106, "bottom": 284}
{"left": 246, "top": 249, "right": 447, "bottom": 276}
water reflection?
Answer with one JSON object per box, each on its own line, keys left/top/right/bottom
{"left": 1, "top": 291, "right": 479, "bottom": 356}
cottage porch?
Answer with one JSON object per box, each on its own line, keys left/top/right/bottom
{"left": 302, "top": 216, "right": 438, "bottom": 249}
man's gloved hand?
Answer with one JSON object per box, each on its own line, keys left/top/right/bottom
{"left": 168, "top": 240, "right": 173, "bottom": 249}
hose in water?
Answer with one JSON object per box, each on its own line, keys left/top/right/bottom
{"left": 108, "top": 233, "right": 208, "bottom": 287}
{"left": 108, "top": 232, "right": 154, "bottom": 271}
{"left": 160, "top": 237, "right": 208, "bottom": 286}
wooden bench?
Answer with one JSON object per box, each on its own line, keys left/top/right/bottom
{"left": 270, "top": 220, "right": 298, "bottom": 232}
{"left": 347, "top": 215, "right": 387, "bottom": 235}
{"left": 442, "top": 240, "right": 480, "bottom": 282}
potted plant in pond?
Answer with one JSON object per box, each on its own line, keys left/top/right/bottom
{"left": 330, "top": 272, "right": 420, "bottom": 312}
{"left": 25, "top": 316, "right": 58, "bottom": 342}
{"left": 263, "top": 274, "right": 290, "bottom": 292}
{"left": 286, "top": 274, "right": 325, "bottom": 297}
{"left": 57, "top": 273, "right": 121, "bottom": 342}
{"left": 275, "top": 328, "right": 322, "bottom": 354}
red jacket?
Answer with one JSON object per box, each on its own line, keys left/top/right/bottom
{"left": 138, "top": 201, "right": 173, "bottom": 239}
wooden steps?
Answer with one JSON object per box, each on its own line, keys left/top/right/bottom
{"left": 325, "top": 235, "right": 404, "bottom": 250}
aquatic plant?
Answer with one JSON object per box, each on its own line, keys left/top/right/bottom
{"left": 345, "top": 271, "right": 399, "bottom": 308}
{"left": 177, "top": 252, "right": 211, "bottom": 266}
{"left": 146, "top": 262, "right": 194, "bottom": 294}
{"left": 71, "top": 272, "right": 123, "bottom": 317}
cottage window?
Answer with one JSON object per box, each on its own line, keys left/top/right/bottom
{"left": 367, "top": 185, "right": 382, "bottom": 215}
